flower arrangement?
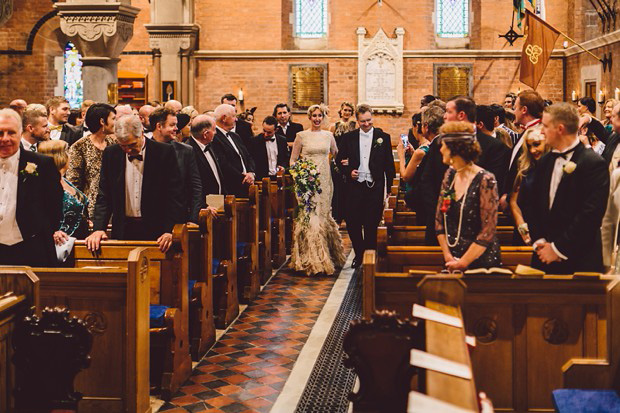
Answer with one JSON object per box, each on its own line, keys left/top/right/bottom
{"left": 290, "top": 159, "right": 322, "bottom": 224}
{"left": 439, "top": 187, "right": 455, "bottom": 214}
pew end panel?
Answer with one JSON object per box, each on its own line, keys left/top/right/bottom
{"left": 258, "top": 178, "right": 273, "bottom": 284}
{"left": 235, "top": 186, "right": 260, "bottom": 303}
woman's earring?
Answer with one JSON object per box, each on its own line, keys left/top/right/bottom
{"left": 449, "top": 158, "right": 454, "bottom": 166}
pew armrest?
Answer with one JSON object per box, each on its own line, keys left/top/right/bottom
{"left": 562, "top": 359, "right": 611, "bottom": 389}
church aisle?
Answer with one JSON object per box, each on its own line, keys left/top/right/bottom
{"left": 157, "top": 233, "right": 352, "bottom": 413}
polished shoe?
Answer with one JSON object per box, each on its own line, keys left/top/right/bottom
{"left": 351, "top": 257, "right": 362, "bottom": 268}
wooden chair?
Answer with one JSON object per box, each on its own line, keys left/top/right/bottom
{"left": 235, "top": 185, "right": 260, "bottom": 303}
{"left": 31, "top": 248, "right": 151, "bottom": 412}
{"left": 73, "top": 226, "right": 191, "bottom": 401}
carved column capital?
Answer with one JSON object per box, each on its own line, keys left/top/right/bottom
{"left": 145, "top": 24, "right": 199, "bottom": 55}
{"left": 0, "top": 0, "right": 13, "bottom": 27}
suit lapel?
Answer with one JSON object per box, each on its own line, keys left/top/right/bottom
{"left": 540, "top": 154, "right": 555, "bottom": 211}
{"left": 216, "top": 129, "right": 236, "bottom": 154}
{"left": 352, "top": 130, "right": 361, "bottom": 167}
{"left": 141, "top": 139, "right": 155, "bottom": 200}
{"left": 16, "top": 149, "right": 28, "bottom": 218}
{"left": 551, "top": 144, "right": 584, "bottom": 213}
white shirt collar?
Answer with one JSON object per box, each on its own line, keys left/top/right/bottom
{"left": 0, "top": 149, "right": 20, "bottom": 166}
{"left": 551, "top": 138, "right": 580, "bottom": 154}
{"left": 360, "top": 127, "right": 374, "bottom": 138}
{"left": 20, "top": 138, "right": 33, "bottom": 150}
{"left": 524, "top": 118, "right": 541, "bottom": 130}
{"left": 192, "top": 136, "right": 206, "bottom": 151}
{"left": 216, "top": 126, "right": 230, "bottom": 136}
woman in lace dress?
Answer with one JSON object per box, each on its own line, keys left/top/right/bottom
{"left": 289, "top": 104, "right": 346, "bottom": 275}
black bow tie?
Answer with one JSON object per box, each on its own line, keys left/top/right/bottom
{"left": 203, "top": 145, "right": 211, "bottom": 153}
{"left": 550, "top": 146, "right": 577, "bottom": 160}
{"left": 265, "top": 137, "right": 275, "bottom": 142}
{"left": 128, "top": 154, "right": 143, "bottom": 162}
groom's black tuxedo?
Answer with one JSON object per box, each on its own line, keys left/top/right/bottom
{"left": 0, "top": 150, "right": 63, "bottom": 266}
{"left": 529, "top": 142, "right": 609, "bottom": 274}
{"left": 251, "top": 132, "right": 289, "bottom": 180}
{"left": 336, "top": 127, "right": 395, "bottom": 260}
{"left": 212, "top": 128, "right": 256, "bottom": 197}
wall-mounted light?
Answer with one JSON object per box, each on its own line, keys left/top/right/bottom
{"left": 598, "top": 90, "right": 606, "bottom": 105}
{"left": 615, "top": 88, "right": 620, "bottom": 101}
{"left": 238, "top": 88, "right": 244, "bottom": 103}
{"left": 571, "top": 90, "right": 578, "bottom": 102}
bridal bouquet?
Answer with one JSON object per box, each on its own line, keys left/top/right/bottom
{"left": 290, "top": 159, "right": 322, "bottom": 224}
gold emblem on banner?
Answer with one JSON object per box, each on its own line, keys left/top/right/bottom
{"left": 525, "top": 44, "right": 543, "bottom": 64}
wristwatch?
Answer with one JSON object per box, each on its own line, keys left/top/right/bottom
{"left": 518, "top": 223, "right": 530, "bottom": 236}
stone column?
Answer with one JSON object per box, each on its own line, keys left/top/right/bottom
{"left": 55, "top": 1, "right": 140, "bottom": 103}
{"left": 180, "top": 49, "right": 190, "bottom": 105}
{"left": 152, "top": 48, "right": 162, "bottom": 101}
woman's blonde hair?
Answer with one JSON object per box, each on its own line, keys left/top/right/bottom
{"left": 515, "top": 129, "right": 549, "bottom": 187}
{"left": 307, "top": 104, "right": 329, "bottom": 125}
{"left": 37, "top": 140, "right": 69, "bottom": 172}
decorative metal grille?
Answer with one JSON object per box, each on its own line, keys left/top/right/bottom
{"left": 437, "top": 0, "right": 469, "bottom": 38}
{"left": 295, "top": 0, "right": 328, "bottom": 38}
{"left": 64, "top": 42, "right": 83, "bottom": 109}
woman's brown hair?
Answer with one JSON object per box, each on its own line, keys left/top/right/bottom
{"left": 439, "top": 121, "right": 481, "bottom": 163}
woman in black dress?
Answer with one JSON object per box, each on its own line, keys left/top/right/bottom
{"left": 435, "top": 121, "right": 501, "bottom": 271}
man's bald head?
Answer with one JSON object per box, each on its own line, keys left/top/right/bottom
{"left": 9, "top": 99, "right": 27, "bottom": 116}
{"left": 138, "top": 105, "right": 155, "bottom": 129}
{"left": 164, "top": 100, "right": 182, "bottom": 114}
{"left": 115, "top": 104, "right": 133, "bottom": 118}
{"left": 214, "top": 104, "right": 236, "bottom": 132}
{"left": 191, "top": 114, "right": 217, "bottom": 145}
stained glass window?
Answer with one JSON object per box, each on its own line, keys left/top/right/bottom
{"left": 295, "top": 0, "right": 328, "bottom": 38}
{"left": 64, "top": 42, "right": 83, "bottom": 109}
{"left": 437, "top": 0, "right": 469, "bottom": 38}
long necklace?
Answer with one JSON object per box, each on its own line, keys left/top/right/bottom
{"left": 444, "top": 168, "right": 474, "bottom": 248}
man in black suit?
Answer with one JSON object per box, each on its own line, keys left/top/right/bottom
{"left": 273, "top": 103, "right": 304, "bottom": 147}
{"left": 251, "top": 116, "right": 289, "bottom": 180}
{"left": 530, "top": 103, "right": 609, "bottom": 274}
{"left": 187, "top": 114, "right": 225, "bottom": 218}
{"left": 20, "top": 105, "right": 50, "bottom": 152}
{"left": 221, "top": 93, "right": 254, "bottom": 150}
{"left": 150, "top": 107, "right": 204, "bottom": 223}
{"left": 45, "top": 96, "right": 81, "bottom": 146}
{"left": 85, "top": 115, "right": 183, "bottom": 252}
{"left": 602, "top": 103, "right": 620, "bottom": 168}
{"left": 212, "top": 104, "right": 256, "bottom": 197}
{"left": 0, "top": 109, "right": 62, "bottom": 266}
{"left": 418, "top": 96, "right": 510, "bottom": 245}
{"left": 336, "top": 104, "right": 395, "bottom": 268}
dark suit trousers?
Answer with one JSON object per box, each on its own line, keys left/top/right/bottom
{"left": 0, "top": 236, "right": 56, "bottom": 267}
{"left": 346, "top": 181, "right": 384, "bottom": 259}
{"left": 122, "top": 218, "right": 155, "bottom": 241}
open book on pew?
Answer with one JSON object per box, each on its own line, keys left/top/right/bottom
{"left": 206, "top": 194, "right": 225, "bottom": 211}
{"left": 512, "top": 264, "right": 545, "bottom": 277}
{"left": 464, "top": 267, "right": 512, "bottom": 275}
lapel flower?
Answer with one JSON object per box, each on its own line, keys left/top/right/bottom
{"left": 563, "top": 161, "right": 577, "bottom": 174}
{"left": 373, "top": 137, "right": 384, "bottom": 148}
{"left": 20, "top": 162, "right": 38, "bottom": 179}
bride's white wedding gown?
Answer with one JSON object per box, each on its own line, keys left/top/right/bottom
{"left": 289, "top": 130, "right": 346, "bottom": 275}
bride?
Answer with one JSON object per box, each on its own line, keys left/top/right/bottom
{"left": 289, "top": 104, "right": 346, "bottom": 275}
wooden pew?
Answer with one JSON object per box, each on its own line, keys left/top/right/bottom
{"left": 211, "top": 196, "right": 239, "bottom": 328}
{"left": 32, "top": 248, "right": 151, "bottom": 412}
{"left": 235, "top": 185, "right": 260, "bottom": 303}
{"left": 385, "top": 224, "right": 515, "bottom": 246}
{"left": 284, "top": 173, "right": 296, "bottom": 255}
{"left": 363, "top": 249, "right": 613, "bottom": 412}
{"left": 271, "top": 174, "right": 287, "bottom": 269}
{"left": 73, "top": 226, "right": 192, "bottom": 401}
{"left": 0, "top": 268, "right": 39, "bottom": 413}
{"left": 257, "top": 178, "right": 273, "bottom": 284}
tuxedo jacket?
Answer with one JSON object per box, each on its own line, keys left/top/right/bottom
{"left": 186, "top": 137, "right": 227, "bottom": 198}
{"left": 277, "top": 122, "right": 304, "bottom": 143}
{"left": 60, "top": 124, "right": 82, "bottom": 146}
{"left": 234, "top": 120, "right": 255, "bottom": 150}
{"left": 336, "top": 128, "right": 396, "bottom": 191}
{"left": 171, "top": 141, "right": 204, "bottom": 223}
{"left": 251, "top": 133, "right": 289, "bottom": 180}
{"left": 476, "top": 130, "right": 511, "bottom": 192}
{"left": 212, "top": 129, "right": 256, "bottom": 197}
{"left": 92, "top": 138, "right": 184, "bottom": 240}
{"left": 15, "top": 150, "right": 63, "bottom": 264}
{"left": 602, "top": 132, "right": 620, "bottom": 165}
{"left": 530, "top": 143, "right": 609, "bottom": 273}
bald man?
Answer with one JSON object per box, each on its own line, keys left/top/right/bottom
{"left": 139, "top": 104, "right": 155, "bottom": 138}
{"left": 164, "top": 100, "right": 182, "bottom": 114}
{"left": 212, "top": 104, "right": 255, "bottom": 197}
{"left": 9, "top": 99, "right": 27, "bottom": 116}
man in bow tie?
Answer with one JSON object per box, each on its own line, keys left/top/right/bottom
{"left": 86, "top": 115, "right": 183, "bottom": 252}
{"left": 251, "top": 116, "right": 289, "bottom": 181}
{"left": 529, "top": 103, "right": 609, "bottom": 274}
{"left": 0, "top": 108, "right": 62, "bottom": 266}
{"left": 20, "top": 104, "right": 50, "bottom": 152}
{"left": 45, "top": 96, "right": 81, "bottom": 146}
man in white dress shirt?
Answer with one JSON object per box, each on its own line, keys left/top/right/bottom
{"left": 20, "top": 104, "right": 49, "bottom": 152}
{"left": 529, "top": 103, "right": 609, "bottom": 274}
{"left": 0, "top": 108, "right": 62, "bottom": 266}
{"left": 45, "top": 96, "right": 80, "bottom": 146}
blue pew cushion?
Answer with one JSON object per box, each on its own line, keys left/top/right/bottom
{"left": 188, "top": 279, "right": 196, "bottom": 298}
{"left": 237, "top": 241, "right": 249, "bottom": 257}
{"left": 150, "top": 305, "right": 169, "bottom": 328}
{"left": 552, "top": 389, "right": 620, "bottom": 413}
{"left": 212, "top": 258, "right": 221, "bottom": 275}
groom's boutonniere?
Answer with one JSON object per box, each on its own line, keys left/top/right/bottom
{"left": 563, "top": 161, "right": 577, "bottom": 174}
{"left": 20, "top": 162, "right": 38, "bottom": 180}
{"left": 373, "top": 137, "right": 384, "bottom": 149}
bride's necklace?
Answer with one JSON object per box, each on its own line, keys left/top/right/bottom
{"left": 444, "top": 167, "right": 475, "bottom": 248}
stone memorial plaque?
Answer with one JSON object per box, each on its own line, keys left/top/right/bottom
{"left": 434, "top": 64, "right": 473, "bottom": 102}
{"left": 366, "top": 53, "right": 396, "bottom": 103}
{"left": 289, "top": 64, "right": 327, "bottom": 113}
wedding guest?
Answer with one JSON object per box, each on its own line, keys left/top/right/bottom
{"left": 435, "top": 121, "right": 500, "bottom": 270}
{"left": 38, "top": 140, "right": 89, "bottom": 242}
{"left": 74, "top": 100, "right": 95, "bottom": 139}
{"left": 273, "top": 103, "right": 304, "bottom": 147}
{"left": 578, "top": 96, "right": 597, "bottom": 117}
{"left": 330, "top": 102, "right": 357, "bottom": 140}
{"left": 602, "top": 103, "right": 620, "bottom": 168}
{"left": 9, "top": 99, "right": 27, "bottom": 116}
{"left": 67, "top": 103, "right": 116, "bottom": 218}
{"left": 0, "top": 109, "right": 62, "bottom": 266}
{"left": 504, "top": 93, "right": 516, "bottom": 110}
{"left": 477, "top": 105, "right": 512, "bottom": 148}
{"left": 601, "top": 167, "right": 620, "bottom": 271}
{"left": 150, "top": 107, "right": 204, "bottom": 223}
{"left": 238, "top": 107, "right": 257, "bottom": 134}
{"left": 420, "top": 94, "right": 437, "bottom": 107}
{"left": 330, "top": 101, "right": 356, "bottom": 223}
{"left": 138, "top": 104, "right": 155, "bottom": 139}
{"left": 212, "top": 104, "right": 256, "bottom": 197}
{"left": 251, "top": 116, "right": 289, "bottom": 180}
{"left": 180, "top": 105, "right": 198, "bottom": 141}
{"left": 578, "top": 115, "right": 606, "bottom": 155}
{"left": 114, "top": 104, "right": 134, "bottom": 118}
{"left": 68, "top": 109, "right": 81, "bottom": 126}
{"left": 46, "top": 96, "right": 81, "bottom": 146}
{"left": 510, "top": 131, "right": 549, "bottom": 245}
{"left": 20, "top": 104, "right": 50, "bottom": 152}
{"left": 603, "top": 99, "right": 619, "bottom": 134}
{"left": 491, "top": 103, "right": 519, "bottom": 147}
{"left": 164, "top": 99, "right": 182, "bottom": 114}
{"left": 221, "top": 94, "right": 254, "bottom": 150}
{"left": 530, "top": 103, "right": 609, "bottom": 274}
{"left": 86, "top": 115, "right": 183, "bottom": 252}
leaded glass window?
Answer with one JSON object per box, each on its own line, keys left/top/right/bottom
{"left": 295, "top": 0, "right": 328, "bottom": 38}
{"left": 64, "top": 42, "right": 83, "bottom": 109}
{"left": 437, "top": 0, "right": 469, "bottom": 38}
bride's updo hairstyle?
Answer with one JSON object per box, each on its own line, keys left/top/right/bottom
{"left": 439, "top": 121, "right": 481, "bottom": 163}
{"left": 307, "top": 103, "right": 329, "bottom": 125}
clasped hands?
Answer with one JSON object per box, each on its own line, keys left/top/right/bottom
{"left": 444, "top": 254, "right": 468, "bottom": 272}
{"left": 242, "top": 172, "right": 255, "bottom": 185}
{"left": 533, "top": 240, "right": 561, "bottom": 264}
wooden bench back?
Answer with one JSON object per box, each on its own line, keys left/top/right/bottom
{"left": 212, "top": 195, "right": 237, "bottom": 273}
{"left": 235, "top": 185, "right": 259, "bottom": 274}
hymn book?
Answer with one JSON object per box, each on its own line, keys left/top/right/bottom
{"left": 206, "top": 194, "right": 225, "bottom": 211}
{"left": 464, "top": 267, "right": 512, "bottom": 275}
{"left": 513, "top": 264, "right": 545, "bottom": 277}
{"left": 410, "top": 349, "right": 473, "bottom": 380}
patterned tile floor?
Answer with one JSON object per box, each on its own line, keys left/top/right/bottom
{"left": 158, "top": 233, "right": 352, "bottom": 413}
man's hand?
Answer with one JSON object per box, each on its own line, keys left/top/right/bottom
{"left": 242, "top": 172, "right": 255, "bottom": 185}
{"left": 85, "top": 230, "right": 108, "bottom": 251}
{"left": 277, "top": 165, "right": 285, "bottom": 173}
{"left": 536, "top": 242, "right": 561, "bottom": 264}
{"left": 157, "top": 232, "right": 173, "bottom": 252}
{"left": 205, "top": 206, "right": 218, "bottom": 219}
{"left": 53, "top": 231, "right": 69, "bottom": 246}
{"left": 351, "top": 169, "right": 359, "bottom": 179}
{"left": 340, "top": 158, "right": 349, "bottom": 166}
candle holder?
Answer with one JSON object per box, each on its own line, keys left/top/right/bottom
{"left": 571, "top": 94, "right": 579, "bottom": 103}
{"left": 599, "top": 96, "right": 606, "bottom": 106}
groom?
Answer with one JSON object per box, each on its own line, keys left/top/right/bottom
{"left": 529, "top": 103, "right": 609, "bottom": 274}
{"left": 337, "top": 104, "right": 395, "bottom": 268}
